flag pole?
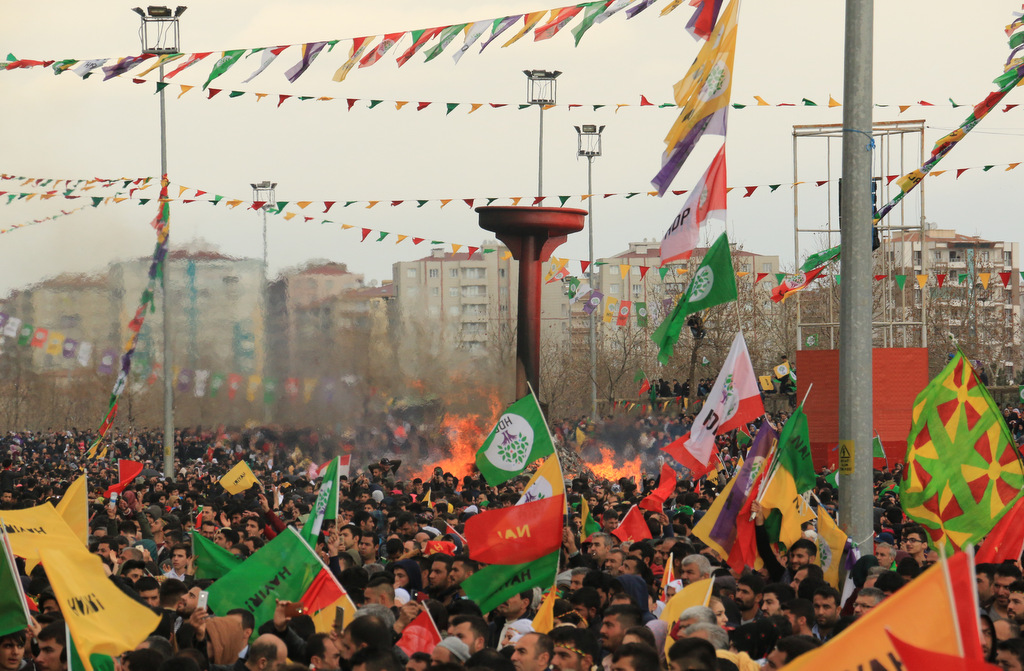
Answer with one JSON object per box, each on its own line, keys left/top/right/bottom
{"left": 937, "top": 544, "right": 965, "bottom": 658}
{"left": 527, "top": 381, "right": 568, "bottom": 521}
{"left": 800, "top": 383, "right": 814, "bottom": 408}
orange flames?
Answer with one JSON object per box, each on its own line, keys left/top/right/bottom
{"left": 588, "top": 447, "right": 643, "bottom": 482}
{"left": 413, "top": 394, "right": 503, "bottom": 481}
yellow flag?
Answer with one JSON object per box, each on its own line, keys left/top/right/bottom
{"left": 518, "top": 455, "right": 565, "bottom": 504}
{"left": 2, "top": 502, "right": 82, "bottom": 565}
{"left": 423, "top": 488, "right": 432, "bottom": 506}
{"left": 575, "top": 427, "right": 586, "bottom": 450}
{"left": 532, "top": 586, "right": 558, "bottom": 634}
{"left": 603, "top": 298, "right": 618, "bottom": 323}
{"left": 219, "top": 461, "right": 259, "bottom": 495}
{"left": 55, "top": 476, "right": 89, "bottom": 546}
{"left": 311, "top": 592, "right": 358, "bottom": 633}
{"left": 815, "top": 507, "right": 848, "bottom": 588}
{"left": 660, "top": 553, "right": 675, "bottom": 594}
{"left": 659, "top": 577, "right": 713, "bottom": 656}
{"left": 502, "top": 11, "right": 546, "bottom": 47}
{"left": 41, "top": 548, "right": 160, "bottom": 671}
{"left": 759, "top": 471, "right": 816, "bottom": 548}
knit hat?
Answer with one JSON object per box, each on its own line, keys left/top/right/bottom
{"left": 436, "top": 637, "right": 470, "bottom": 662}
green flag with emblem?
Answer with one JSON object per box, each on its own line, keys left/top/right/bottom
{"left": 475, "top": 394, "right": 555, "bottom": 485}
{"left": 651, "top": 232, "right": 738, "bottom": 364}
{"left": 899, "top": 350, "right": 1024, "bottom": 552}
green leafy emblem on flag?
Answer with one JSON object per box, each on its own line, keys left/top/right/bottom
{"left": 899, "top": 351, "right": 1024, "bottom": 552}
{"left": 475, "top": 395, "right": 554, "bottom": 486}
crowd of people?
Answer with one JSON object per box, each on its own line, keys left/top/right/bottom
{"left": 0, "top": 409, "right": 1020, "bottom": 671}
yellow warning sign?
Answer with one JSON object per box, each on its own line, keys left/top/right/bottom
{"left": 838, "top": 440, "right": 855, "bottom": 475}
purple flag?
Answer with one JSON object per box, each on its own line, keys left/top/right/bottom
{"left": 101, "top": 54, "right": 154, "bottom": 81}
{"left": 626, "top": 0, "right": 657, "bottom": 19}
{"left": 708, "top": 422, "right": 778, "bottom": 551}
{"left": 478, "top": 15, "right": 522, "bottom": 53}
{"left": 661, "top": 297, "right": 674, "bottom": 316}
{"left": 582, "top": 290, "right": 604, "bottom": 315}
{"left": 0, "top": 313, "right": 7, "bottom": 331}
{"left": 177, "top": 368, "right": 193, "bottom": 392}
{"left": 651, "top": 108, "right": 728, "bottom": 196}
{"left": 62, "top": 338, "right": 79, "bottom": 359}
{"left": 321, "top": 378, "right": 336, "bottom": 404}
{"left": 98, "top": 348, "right": 117, "bottom": 375}
{"left": 284, "top": 41, "right": 328, "bottom": 83}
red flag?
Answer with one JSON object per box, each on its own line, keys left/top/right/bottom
{"left": 298, "top": 567, "right": 346, "bottom": 614}
{"left": 424, "top": 540, "right": 457, "bottom": 556}
{"left": 465, "top": 495, "right": 564, "bottom": 565}
{"left": 612, "top": 505, "right": 653, "bottom": 543}
{"left": 887, "top": 632, "right": 998, "bottom": 671}
{"left": 105, "top": 459, "right": 143, "bottom": 497}
{"left": 445, "top": 522, "right": 467, "bottom": 546}
{"left": 396, "top": 610, "right": 442, "bottom": 657}
{"left": 638, "top": 379, "right": 651, "bottom": 397}
{"left": 771, "top": 266, "right": 826, "bottom": 303}
{"left": 976, "top": 497, "right": 1024, "bottom": 564}
{"left": 663, "top": 438, "right": 714, "bottom": 478}
{"left": 639, "top": 463, "right": 677, "bottom": 512}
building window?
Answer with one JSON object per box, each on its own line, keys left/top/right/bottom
{"left": 499, "top": 268, "right": 507, "bottom": 278}
{"left": 449, "top": 287, "right": 459, "bottom": 297}
{"left": 450, "top": 268, "right": 458, "bottom": 278}
{"left": 430, "top": 287, "right": 439, "bottom": 296}
{"left": 981, "top": 250, "right": 990, "bottom": 263}
{"left": 949, "top": 251, "right": 962, "bottom": 262}
{"left": 913, "top": 251, "right": 922, "bottom": 266}
{"left": 428, "top": 268, "right": 439, "bottom": 279}
{"left": 632, "top": 284, "right": 643, "bottom": 296}
{"left": 762, "top": 263, "right": 772, "bottom": 273}
{"left": 407, "top": 268, "right": 417, "bottom": 278}
{"left": 610, "top": 284, "right": 620, "bottom": 294}
{"left": 934, "top": 251, "right": 942, "bottom": 261}
{"left": 1005, "top": 252, "right": 1013, "bottom": 265}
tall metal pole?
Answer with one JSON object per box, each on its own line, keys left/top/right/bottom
{"left": 159, "top": 61, "right": 175, "bottom": 480}
{"left": 587, "top": 156, "right": 597, "bottom": 420}
{"left": 538, "top": 104, "right": 544, "bottom": 197}
{"left": 838, "top": 0, "right": 873, "bottom": 552}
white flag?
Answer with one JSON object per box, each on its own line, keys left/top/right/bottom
{"left": 76, "top": 341, "right": 93, "bottom": 367}
{"left": 661, "top": 145, "right": 727, "bottom": 266}
{"left": 453, "top": 20, "right": 491, "bottom": 64}
{"left": 685, "top": 331, "right": 763, "bottom": 466}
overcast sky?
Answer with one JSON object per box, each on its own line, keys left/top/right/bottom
{"left": 2, "top": 0, "right": 1022, "bottom": 296}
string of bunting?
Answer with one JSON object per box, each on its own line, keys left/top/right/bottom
{"left": 0, "top": 204, "right": 89, "bottom": 235}
{"left": 117, "top": 75, "right": 1024, "bottom": 114}
{"left": 4, "top": 158, "right": 1021, "bottom": 212}
{"left": 3, "top": 0, "right": 717, "bottom": 85}
{"left": 772, "top": 9, "right": 1024, "bottom": 300}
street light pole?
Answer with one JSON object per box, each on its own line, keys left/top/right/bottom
{"left": 576, "top": 125, "right": 604, "bottom": 420}
{"left": 135, "top": 5, "right": 186, "bottom": 480}
{"left": 251, "top": 181, "right": 276, "bottom": 424}
{"left": 524, "top": 70, "right": 561, "bottom": 198}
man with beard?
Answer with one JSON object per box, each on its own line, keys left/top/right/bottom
{"left": 735, "top": 574, "right": 764, "bottom": 625}
{"left": 760, "top": 583, "right": 795, "bottom": 617}
{"left": 549, "top": 626, "right": 599, "bottom": 671}
{"left": 811, "top": 586, "right": 841, "bottom": 642}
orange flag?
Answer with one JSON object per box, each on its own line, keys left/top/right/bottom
{"left": 778, "top": 553, "right": 977, "bottom": 670}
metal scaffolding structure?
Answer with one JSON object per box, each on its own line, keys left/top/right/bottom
{"left": 792, "top": 120, "right": 928, "bottom": 351}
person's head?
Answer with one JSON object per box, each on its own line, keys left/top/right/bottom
{"left": 401, "top": 652, "right": 430, "bottom": 671}
{"left": 500, "top": 591, "right": 533, "bottom": 621}
{"left": 977, "top": 564, "right": 997, "bottom": 604}
{"left": 587, "top": 534, "right": 614, "bottom": 564}
{"left": 122, "top": 649, "right": 165, "bottom": 671}
{"left": 667, "top": 637, "right": 718, "bottom": 671}
{"left": 735, "top": 573, "right": 764, "bottom": 613}
{"left": 873, "top": 542, "right": 895, "bottom": 568}
{"left": 811, "top": 586, "right": 841, "bottom": 631}
{"left": 997, "top": 638, "right": 1024, "bottom": 671}
{"left": 447, "top": 616, "right": 488, "bottom": 655}
{"left": 200, "top": 519, "right": 217, "bottom": 539}
{"left": 764, "top": 635, "right": 821, "bottom": 669}
{"left": 244, "top": 517, "right": 262, "bottom": 539}
{"left": 34, "top": 621, "right": 66, "bottom": 671}
{"left": 227, "top": 609, "right": 256, "bottom": 640}
{"left": 786, "top": 539, "right": 818, "bottom": 573}
{"left": 136, "top": 576, "right": 160, "bottom": 607}
{"left": 510, "top": 632, "right": 553, "bottom": 671}
{"left": 159, "top": 579, "right": 190, "bottom": 611}
{"left": 427, "top": 554, "right": 453, "bottom": 591}
{"left": 901, "top": 526, "right": 928, "bottom": 556}
{"left": 429, "top": 637, "right": 469, "bottom": 666}
{"left": 121, "top": 559, "right": 147, "bottom": 584}
{"left": 1007, "top": 580, "right": 1024, "bottom": 624}
{"left": 569, "top": 568, "right": 589, "bottom": 593}
{"left": 790, "top": 564, "right": 824, "bottom": 594}
{"left": 306, "top": 632, "right": 341, "bottom": 671}
{"left": 568, "top": 588, "right": 600, "bottom": 626}
{"left": 852, "top": 587, "right": 884, "bottom": 619}
{"left": 0, "top": 631, "right": 26, "bottom": 671}
{"left": 340, "top": 616, "right": 392, "bottom": 660}
{"left": 683, "top": 623, "right": 729, "bottom": 651}
{"left": 994, "top": 565, "right": 1023, "bottom": 608}
{"left": 449, "top": 556, "right": 478, "bottom": 587}
{"left": 781, "top": 599, "right": 814, "bottom": 635}
{"left": 609, "top": 642, "right": 660, "bottom": 671}
{"left": 244, "top": 634, "right": 287, "bottom": 671}
{"left": 599, "top": 605, "right": 642, "bottom": 653}
{"left": 364, "top": 576, "right": 396, "bottom": 608}
{"left": 548, "top": 625, "right": 599, "bottom": 671}
{"left": 603, "top": 548, "right": 627, "bottom": 575}
{"left": 760, "top": 583, "right": 795, "bottom": 617}
{"left": 170, "top": 543, "right": 190, "bottom": 572}
{"left": 357, "top": 533, "right": 379, "bottom": 564}
{"left": 679, "top": 554, "right": 711, "bottom": 585}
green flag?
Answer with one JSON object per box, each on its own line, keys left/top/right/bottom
{"left": 0, "top": 527, "right": 30, "bottom": 637}
{"left": 580, "top": 498, "right": 601, "bottom": 540}
{"left": 191, "top": 531, "right": 243, "bottom": 580}
{"left": 1018, "top": 385, "right": 1024, "bottom": 404}
{"left": 633, "top": 369, "right": 646, "bottom": 383}
{"left": 771, "top": 405, "right": 816, "bottom": 493}
{"left": 207, "top": 528, "right": 323, "bottom": 635}
{"left": 873, "top": 436, "right": 886, "bottom": 459}
{"left": 635, "top": 302, "right": 648, "bottom": 327}
{"left": 824, "top": 469, "right": 838, "bottom": 489}
{"left": 651, "top": 232, "right": 738, "bottom": 364}
{"left": 800, "top": 244, "right": 841, "bottom": 272}
{"left": 571, "top": 1, "right": 610, "bottom": 45}
{"left": 67, "top": 630, "right": 114, "bottom": 671}
{"left": 302, "top": 457, "right": 340, "bottom": 547}
{"left": 475, "top": 394, "right": 555, "bottom": 485}
{"left": 462, "top": 552, "right": 559, "bottom": 614}
{"left": 202, "top": 49, "right": 245, "bottom": 90}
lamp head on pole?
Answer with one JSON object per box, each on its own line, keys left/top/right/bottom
{"left": 135, "top": 5, "right": 185, "bottom": 54}
{"left": 524, "top": 69, "right": 561, "bottom": 105}
{"left": 575, "top": 124, "right": 605, "bottom": 158}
